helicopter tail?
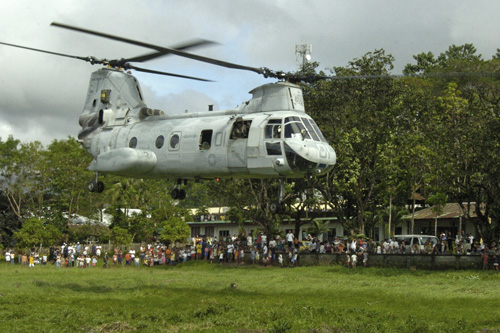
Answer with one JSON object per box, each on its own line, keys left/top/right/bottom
{"left": 78, "top": 68, "right": 146, "bottom": 140}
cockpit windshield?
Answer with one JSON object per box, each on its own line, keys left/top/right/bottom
{"left": 265, "top": 117, "right": 327, "bottom": 142}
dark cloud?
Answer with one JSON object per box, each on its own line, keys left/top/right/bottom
{"left": 1, "top": 0, "right": 500, "bottom": 145}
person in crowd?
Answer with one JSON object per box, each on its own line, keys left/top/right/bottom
{"left": 103, "top": 252, "right": 109, "bottom": 268}
{"left": 351, "top": 252, "right": 358, "bottom": 268}
{"left": 363, "top": 251, "right": 368, "bottom": 267}
{"left": 483, "top": 251, "right": 489, "bottom": 270}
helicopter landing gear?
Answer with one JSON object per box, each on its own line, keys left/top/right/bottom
{"left": 88, "top": 172, "right": 104, "bottom": 193}
{"left": 269, "top": 179, "right": 286, "bottom": 214}
{"left": 171, "top": 179, "right": 187, "bottom": 200}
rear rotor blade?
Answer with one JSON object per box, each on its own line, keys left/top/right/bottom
{"left": 0, "top": 41, "right": 89, "bottom": 62}
{"left": 51, "top": 22, "right": 265, "bottom": 75}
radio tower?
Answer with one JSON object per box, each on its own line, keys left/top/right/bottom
{"left": 295, "top": 44, "right": 312, "bottom": 70}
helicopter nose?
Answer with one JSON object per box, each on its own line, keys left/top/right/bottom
{"left": 283, "top": 142, "right": 336, "bottom": 175}
{"left": 284, "top": 142, "right": 318, "bottom": 173}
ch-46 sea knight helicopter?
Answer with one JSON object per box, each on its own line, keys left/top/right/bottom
{"left": 0, "top": 23, "right": 336, "bottom": 210}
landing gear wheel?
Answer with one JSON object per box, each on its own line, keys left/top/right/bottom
{"left": 171, "top": 188, "right": 180, "bottom": 199}
{"left": 280, "top": 202, "right": 287, "bottom": 214}
{"left": 96, "top": 181, "right": 105, "bottom": 193}
{"left": 88, "top": 180, "right": 97, "bottom": 193}
{"left": 179, "top": 189, "right": 186, "bottom": 200}
{"left": 269, "top": 201, "right": 281, "bottom": 214}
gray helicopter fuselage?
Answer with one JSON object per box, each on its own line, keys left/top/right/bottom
{"left": 78, "top": 68, "right": 336, "bottom": 180}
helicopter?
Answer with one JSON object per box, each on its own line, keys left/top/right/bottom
{"left": 0, "top": 22, "right": 337, "bottom": 210}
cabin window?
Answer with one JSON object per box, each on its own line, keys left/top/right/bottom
{"left": 215, "top": 132, "right": 224, "bottom": 146}
{"left": 169, "top": 133, "right": 180, "bottom": 150}
{"left": 199, "top": 130, "right": 213, "bottom": 150}
{"left": 266, "top": 142, "right": 282, "bottom": 155}
{"left": 129, "top": 137, "right": 137, "bottom": 148}
{"left": 100, "top": 89, "right": 111, "bottom": 104}
{"left": 230, "top": 118, "right": 252, "bottom": 139}
{"left": 155, "top": 135, "right": 164, "bottom": 149}
{"left": 219, "top": 230, "right": 230, "bottom": 238}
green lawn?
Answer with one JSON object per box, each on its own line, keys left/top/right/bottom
{"left": 0, "top": 262, "right": 499, "bottom": 332}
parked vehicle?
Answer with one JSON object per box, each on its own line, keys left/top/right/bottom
{"left": 392, "top": 235, "right": 438, "bottom": 252}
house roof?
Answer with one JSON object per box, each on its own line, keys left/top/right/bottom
{"left": 404, "top": 203, "right": 480, "bottom": 220}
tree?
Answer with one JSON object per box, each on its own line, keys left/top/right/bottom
{"left": 14, "top": 218, "right": 61, "bottom": 249}
{"left": 110, "top": 226, "right": 132, "bottom": 249}
{"left": 159, "top": 217, "right": 190, "bottom": 245}
{"left": 303, "top": 49, "right": 399, "bottom": 235}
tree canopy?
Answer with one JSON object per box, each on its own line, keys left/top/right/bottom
{"left": 3, "top": 42, "right": 500, "bottom": 246}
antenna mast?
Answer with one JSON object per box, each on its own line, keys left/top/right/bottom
{"left": 295, "top": 44, "right": 312, "bottom": 70}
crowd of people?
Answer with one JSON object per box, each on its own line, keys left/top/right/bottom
{"left": 3, "top": 230, "right": 500, "bottom": 270}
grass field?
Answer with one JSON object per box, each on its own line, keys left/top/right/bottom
{"left": 1, "top": 262, "right": 500, "bottom": 332}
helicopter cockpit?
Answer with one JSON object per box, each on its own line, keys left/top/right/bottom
{"left": 263, "top": 116, "right": 335, "bottom": 176}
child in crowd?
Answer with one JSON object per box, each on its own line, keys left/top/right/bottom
{"left": 85, "top": 255, "right": 91, "bottom": 268}
{"left": 278, "top": 254, "right": 283, "bottom": 267}
{"left": 493, "top": 255, "right": 499, "bottom": 271}
{"left": 346, "top": 253, "right": 351, "bottom": 268}
{"left": 351, "top": 253, "right": 357, "bottom": 268}
{"left": 239, "top": 249, "right": 245, "bottom": 264}
{"left": 209, "top": 249, "right": 215, "bottom": 264}
{"left": 219, "top": 251, "right": 224, "bottom": 264}
{"left": 92, "top": 256, "right": 97, "bottom": 267}
{"left": 483, "top": 251, "right": 489, "bottom": 270}
{"left": 251, "top": 248, "right": 256, "bottom": 264}
{"left": 291, "top": 250, "right": 298, "bottom": 267}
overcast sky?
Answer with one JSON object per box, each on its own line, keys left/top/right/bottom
{"left": 1, "top": 0, "right": 500, "bottom": 146}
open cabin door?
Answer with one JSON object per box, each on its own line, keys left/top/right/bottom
{"left": 227, "top": 119, "right": 252, "bottom": 170}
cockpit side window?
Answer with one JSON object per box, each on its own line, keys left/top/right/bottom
{"left": 265, "top": 119, "right": 282, "bottom": 139}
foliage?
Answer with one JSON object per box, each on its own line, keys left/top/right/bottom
{"left": 3, "top": 42, "right": 500, "bottom": 243}
{"left": 109, "top": 226, "right": 132, "bottom": 248}
{"left": 13, "top": 218, "right": 61, "bottom": 248}
{"left": 158, "top": 217, "right": 190, "bottom": 245}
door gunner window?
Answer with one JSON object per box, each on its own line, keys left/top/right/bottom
{"left": 230, "top": 118, "right": 252, "bottom": 139}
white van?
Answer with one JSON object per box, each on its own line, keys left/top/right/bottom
{"left": 392, "top": 235, "right": 438, "bottom": 252}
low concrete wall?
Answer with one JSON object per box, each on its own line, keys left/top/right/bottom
{"left": 298, "top": 253, "right": 483, "bottom": 270}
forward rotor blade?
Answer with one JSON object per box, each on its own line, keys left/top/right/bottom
{"left": 0, "top": 41, "right": 89, "bottom": 62}
{"left": 123, "top": 39, "right": 218, "bottom": 63}
{"left": 51, "top": 22, "right": 265, "bottom": 75}
{"left": 291, "top": 71, "right": 500, "bottom": 83}
{"left": 127, "top": 64, "right": 213, "bottom": 82}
